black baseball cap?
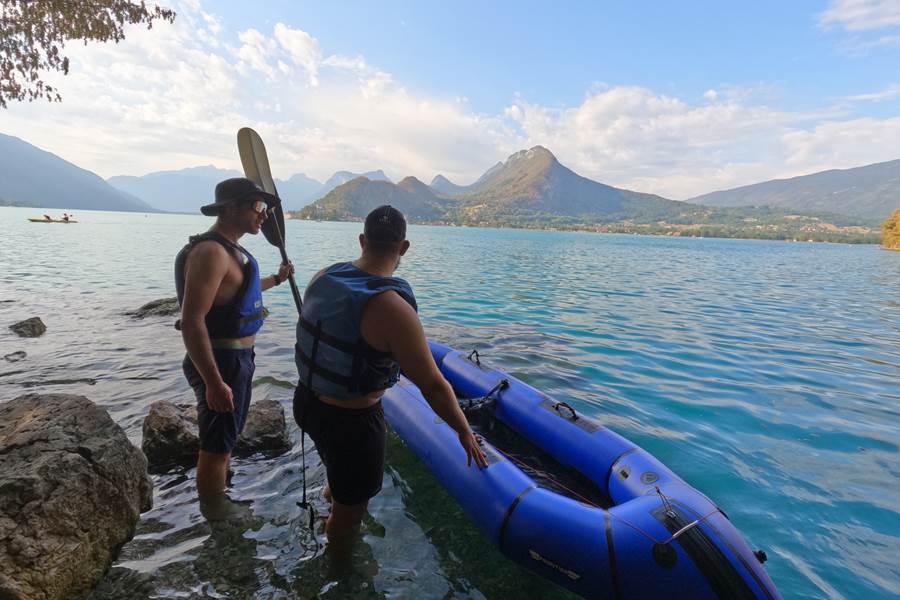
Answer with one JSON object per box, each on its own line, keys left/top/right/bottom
{"left": 201, "top": 177, "right": 279, "bottom": 216}
{"left": 364, "top": 205, "right": 406, "bottom": 243}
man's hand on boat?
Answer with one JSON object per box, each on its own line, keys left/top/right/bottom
{"left": 460, "top": 430, "right": 488, "bottom": 468}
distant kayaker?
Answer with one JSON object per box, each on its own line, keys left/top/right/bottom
{"left": 43, "top": 214, "right": 51, "bottom": 221}
{"left": 175, "top": 177, "right": 294, "bottom": 518}
{"left": 293, "top": 205, "right": 486, "bottom": 542}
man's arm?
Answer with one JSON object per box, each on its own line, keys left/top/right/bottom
{"left": 367, "top": 292, "right": 487, "bottom": 468}
{"left": 180, "top": 242, "right": 233, "bottom": 412}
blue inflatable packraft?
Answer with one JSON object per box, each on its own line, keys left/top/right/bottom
{"left": 381, "top": 342, "right": 782, "bottom": 600}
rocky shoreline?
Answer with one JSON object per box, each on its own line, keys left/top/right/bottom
{"left": 0, "top": 394, "right": 152, "bottom": 600}
{"left": 0, "top": 303, "right": 292, "bottom": 600}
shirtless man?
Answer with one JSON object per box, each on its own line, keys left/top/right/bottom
{"left": 175, "top": 177, "right": 293, "bottom": 510}
{"left": 293, "top": 205, "right": 486, "bottom": 542}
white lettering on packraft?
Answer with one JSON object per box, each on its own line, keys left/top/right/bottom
{"left": 528, "top": 549, "right": 581, "bottom": 581}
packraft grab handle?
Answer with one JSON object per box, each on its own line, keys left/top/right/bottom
{"left": 468, "top": 349, "right": 481, "bottom": 366}
{"left": 553, "top": 401, "right": 578, "bottom": 420}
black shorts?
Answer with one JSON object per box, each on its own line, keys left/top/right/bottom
{"left": 293, "top": 384, "right": 386, "bottom": 506}
{"left": 183, "top": 348, "right": 255, "bottom": 455}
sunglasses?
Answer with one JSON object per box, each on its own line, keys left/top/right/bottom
{"left": 248, "top": 199, "right": 268, "bottom": 214}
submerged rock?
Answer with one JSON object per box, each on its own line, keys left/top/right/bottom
{"left": 236, "top": 399, "right": 290, "bottom": 454}
{"left": 128, "top": 297, "right": 180, "bottom": 318}
{"left": 142, "top": 399, "right": 289, "bottom": 467}
{"left": 141, "top": 401, "right": 200, "bottom": 466}
{"left": 9, "top": 317, "right": 46, "bottom": 338}
{"left": 0, "top": 393, "right": 152, "bottom": 600}
{"left": 3, "top": 351, "right": 26, "bottom": 362}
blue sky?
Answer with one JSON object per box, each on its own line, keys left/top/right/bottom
{"left": 2, "top": 0, "right": 899, "bottom": 198}
{"left": 225, "top": 0, "right": 899, "bottom": 114}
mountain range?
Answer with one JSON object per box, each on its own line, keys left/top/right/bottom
{"left": 432, "top": 146, "right": 690, "bottom": 225}
{"left": 299, "top": 146, "right": 883, "bottom": 228}
{"left": 302, "top": 147, "right": 896, "bottom": 225}
{"left": 1, "top": 132, "right": 896, "bottom": 233}
{"left": 0, "top": 133, "right": 155, "bottom": 213}
{"left": 688, "top": 159, "right": 900, "bottom": 220}
{"left": 302, "top": 176, "right": 453, "bottom": 222}
{"left": 107, "top": 167, "right": 390, "bottom": 213}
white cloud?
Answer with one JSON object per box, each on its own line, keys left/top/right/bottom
{"left": 1, "top": 0, "right": 898, "bottom": 201}
{"left": 840, "top": 83, "right": 900, "bottom": 101}
{"left": 235, "top": 28, "right": 277, "bottom": 78}
{"left": 273, "top": 24, "right": 321, "bottom": 87}
{"left": 819, "top": 0, "right": 900, "bottom": 31}
{"left": 504, "top": 87, "right": 800, "bottom": 198}
{"left": 819, "top": 1, "right": 900, "bottom": 51}
{"left": 322, "top": 54, "right": 369, "bottom": 73}
{"left": 782, "top": 116, "right": 900, "bottom": 171}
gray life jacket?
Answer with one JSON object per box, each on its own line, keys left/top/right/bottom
{"left": 295, "top": 261, "right": 417, "bottom": 400}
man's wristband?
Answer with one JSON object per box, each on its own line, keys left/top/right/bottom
{"left": 272, "top": 273, "right": 282, "bottom": 286}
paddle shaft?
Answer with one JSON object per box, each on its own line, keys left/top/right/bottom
{"left": 268, "top": 210, "right": 303, "bottom": 312}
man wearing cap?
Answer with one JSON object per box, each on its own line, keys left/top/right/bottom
{"left": 293, "top": 204, "right": 487, "bottom": 542}
{"left": 175, "top": 177, "right": 294, "bottom": 512}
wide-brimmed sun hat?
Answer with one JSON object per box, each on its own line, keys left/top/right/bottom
{"left": 201, "top": 177, "right": 280, "bottom": 216}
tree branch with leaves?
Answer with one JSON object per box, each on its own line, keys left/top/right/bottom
{"left": 0, "top": 0, "right": 175, "bottom": 109}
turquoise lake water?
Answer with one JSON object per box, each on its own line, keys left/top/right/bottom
{"left": 0, "top": 206, "right": 898, "bottom": 599}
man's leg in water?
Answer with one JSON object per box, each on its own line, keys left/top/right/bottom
{"left": 326, "top": 498, "right": 368, "bottom": 541}
{"left": 197, "top": 451, "right": 256, "bottom": 522}
{"left": 187, "top": 348, "right": 254, "bottom": 519}
{"left": 197, "top": 450, "right": 230, "bottom": 497}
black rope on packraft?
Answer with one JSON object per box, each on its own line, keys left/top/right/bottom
{"left": 467, "top": 349, "right": 481, "bottom": 366}
{"left": 459, "top": 378, "right": 509, "bottom": 411}
{"left": 656, "top": 485, "right": 676, "bottom": 518}
{"left": 295, "top": 319, "right": 322, "bottom": 557}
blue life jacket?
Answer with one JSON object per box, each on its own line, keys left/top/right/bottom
{"left": 295, "top": 261, "right": 417, "bottom": 400}
{"left": 174, "top": 232, "right": 268, "bottom": 339}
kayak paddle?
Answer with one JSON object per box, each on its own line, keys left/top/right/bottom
{"left": 237, "top": 127, "right": 302, "bottom": 313}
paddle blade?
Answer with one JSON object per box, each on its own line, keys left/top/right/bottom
{"left": 263, "top": 203, "right": 287, "bottom": 249}
{"left": 237, "top": 127, "right": 286, "bottom": 247}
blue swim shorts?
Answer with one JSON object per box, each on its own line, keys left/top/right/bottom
{"left": 182, "top": 347, "right": 255, "bottom": 454}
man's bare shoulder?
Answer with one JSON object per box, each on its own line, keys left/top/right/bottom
{"left": 185, "top": 240, "right": 229, "bottom": 277}
{"left": 187, "top": 240, "right": 228, "bottom": 262}
{"left": 368, "top": 289, "right": 416, "bottom": 318}
{"left": 362, "top": 289, "right": 422, "bottom": 353}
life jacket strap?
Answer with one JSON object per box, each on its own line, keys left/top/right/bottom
{"left": 234, "top": 307, "right": 269, "bottom": 328}
{"left": 298, "top": 316, "right": 356, "bottom": 353}
{"left": 295, "top": 346, "right": 355, "bottom": 387}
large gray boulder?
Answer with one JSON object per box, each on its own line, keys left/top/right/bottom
{"left": 0, "top": 394, "right": 152, "bottom": 600}
{"left": 9, "top": 317, "right": 46, "bottom": 337}
{"left": 141, "top": 399, "right": 289, "bottom": 467}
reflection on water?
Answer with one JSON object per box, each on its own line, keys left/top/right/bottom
{"left": 1, "top": 207, "right": 898, "bottom": 599}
